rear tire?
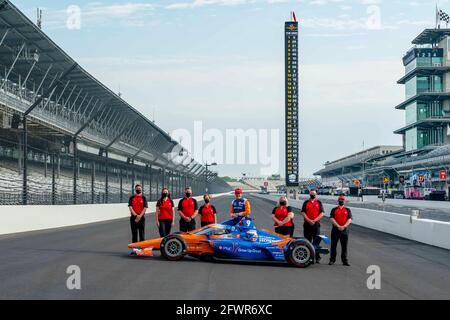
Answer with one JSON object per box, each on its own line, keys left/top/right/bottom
{"left": 286, "top": 240, "right": 314, "bottom": 268}
{"left": 160, "top": 235, "right": 186, "bottom": 261}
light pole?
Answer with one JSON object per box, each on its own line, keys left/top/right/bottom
{"left": 204, "top": 162, "right": 217, "bottom": 193}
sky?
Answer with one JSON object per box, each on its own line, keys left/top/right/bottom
{"left": 11, "top": 0, "right": 447, "bottom": 178}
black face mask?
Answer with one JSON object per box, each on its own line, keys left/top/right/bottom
{"left": 162, "top": 192, "right": 169, "bottom": 197}
{"left": 339, "top": 201, "right": 344, "bottom": 206}
{"left": 280, "top": 201, "right": 287, "bottom": 206}
{"left": 310, "top": 195, "right": 316, "bottom": 199}
{"left": 204, "top": 199, "right": 210, "bottom": 204}
{"left": 185, "top": 192, "right": 192, "bottom": 198}
{"left": 136, "top": 190, "right": 142, "bottom": 195}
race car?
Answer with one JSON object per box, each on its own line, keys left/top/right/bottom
{"left": 128, "top": 217, "right": 330, "bottom": 268}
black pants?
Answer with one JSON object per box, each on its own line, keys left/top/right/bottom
{"left": 201, "top": 221, "right": 215, "bottom": 227}
{"left": 275, "top": 225, "right": 294, "bottom": 237}
{"left": 158, "top": 219, "right": 173, "bottom": 237}
{"left": 180, "top": 218, "right": 196, "bottom": 232}
{"left": 130, "top": 216, "right": 145, "bottom": 243}
{"left": 303, "top": 222, "right": 321, "bottom": 260}
{"left": 330, "top": 227, "right": 349, "bottom": 263}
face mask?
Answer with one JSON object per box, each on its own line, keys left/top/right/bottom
{"left": 204, "top": 199, "right": 210, "bottom": 204}
{"left": 280, "top": 201, "right": 287, "bottom": 206}
{"left": 162, "top": 192, "right": 169, "bottom": 197}
{"left": 339, "top": 201, "right": 344, "bottom": 206}
{"left": 310, "top": 195, "right": 316, "bottom": 199}
{"left": 186, "top": 192, "right": 192, "bottom": 198}
{"left": 136, "top": 190, "right": 142, "bottom": 195}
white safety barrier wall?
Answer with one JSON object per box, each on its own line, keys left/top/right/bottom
{"left": 0, "top": 192, "right": 232, "bottom": 236}
{"left": 253, "top": 193, "right": 450, "bottom": 250}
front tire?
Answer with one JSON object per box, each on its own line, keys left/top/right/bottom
{"left": 160, "top": 235, "right": 186, "bottom": 261}
{"left": 286, "top": 240, "right": 315, "bottom": 268}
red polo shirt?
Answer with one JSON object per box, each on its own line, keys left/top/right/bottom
{"left": 178, "top": 197, "right": 198, "bottom": 218}
{"left": 128, "top": 194, "right": 148, "bottom": 215}
{"left": 301, "top": 199, "right": 324, "bottom": 220}
{"left": 272, "top": 206, "right": 294, "bottom": 227}
{"left": 157, "top": 198, "right": 175, "bottom": 220}
{"left": 199, "top": 204, "right": 217, "bottom": 223}
{"left": 331, "top": 206, "right": 352, "bottom": 227}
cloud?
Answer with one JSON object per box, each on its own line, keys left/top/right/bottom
{"left": 165, "top": 0, "right": 292, "bottom": 10}
{"left": 166, "top": 0, "right": 255, "bottom": 10}
{"left": 31, "top": 2, "right": 157, "bottom": 29}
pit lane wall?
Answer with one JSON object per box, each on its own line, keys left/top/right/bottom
{"left": 253, "top": 194, "right": 450, "bottom": 250}
{"left": 0, "top": 192, "right": 231, "bottom": 236}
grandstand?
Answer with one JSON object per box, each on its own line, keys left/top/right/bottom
{"left": 226, "top": 180, "right": 258, "bottom": 191}
{"left": 242, "top": 178, "right": 285, "bottom": 191}
{"left": 223, "top": 176, "right": 322, "bottom": 194}
{"left": 0, "top": 1, "right": 230, "bottom": 205}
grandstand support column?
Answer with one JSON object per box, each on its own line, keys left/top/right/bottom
{"left": 73, "top": 137, "right": 78, "bottom": 205}
{"left": 131, "top": 158, "right": 135, "bottom": 194}
{"left": 142, "top": 165, "right": 146, "bottom": 194}
{"left": 22, "top": 119, "right": 27, "bottom": 205}
{"left": 178, "top": 172, "right": 182, "bottom": 198}
{"left": 119, "top": 167, "right": 123, "bottom": 203}
{"left": 44, "top": 151, "right": 48, "bottom": 178}
{"left": 105, "top": 150, "right": 109, "bottom": 204}
{"left": 156, "top": 169, "right": 160, "bottom": 198}
{"left": 162, "top": 168, "right": 166, "bottom": 188}
{"left": 166, "top": 170, "right": 169, "bottom": 193}
{"left": 174, "top": 171, "right": 177, "bottom": 198}
{"left": 51, "top": 153, "right": 56, "bottom": 205}
{"left": 174, "top": 171, "right": 178, "bottom": 196}
{"left": 149, "top": 165, "right": 153, "bottom": 201}
{"left": 145, "top": 164, "right": 149, "bottom": 199}
{"left": 180, "top": 172, "right": 183, "bottom": 197}
{"left": 176, "top": 171, "right": 180, "bottom": 198}
{"left": 91, "top": 162, "right": 95, "bottom": 204}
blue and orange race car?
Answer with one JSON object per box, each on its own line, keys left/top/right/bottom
{"left": 128, "top": 217, "right": 330, "bottom": 268}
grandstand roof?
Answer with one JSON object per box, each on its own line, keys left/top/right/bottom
{"left": 0, "top": 0, "right": 201, "bottom": 173}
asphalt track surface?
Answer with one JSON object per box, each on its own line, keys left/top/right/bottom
{"left": 0, "top": 195, "right": 449, "bottom": 300}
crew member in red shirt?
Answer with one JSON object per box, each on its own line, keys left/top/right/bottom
{"left": 272, "top": 196, "right": 295, "bottom": 237}
{"left": 198, "top": 194, "right": 217, "bottom": 227}
{"left": 329, "top": 196, "right": 353, "bottom": 266}
{"left": 178, "top": 187, "right": 198, "bottom": 232}
{"left": 156, "top": 187, "right": 175, "bottom": 237}
{"left": 301, "top": 189, "right": 325, "bottom": 262}
{"left": 128, "top": 184, "right": 148, "bottom": 243}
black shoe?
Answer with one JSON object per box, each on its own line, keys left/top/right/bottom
{"left": 343, "top": 261, "right": 351, "bottom": 266}
{"left": 328, "top": 261, "right": 335, "bottom": 266}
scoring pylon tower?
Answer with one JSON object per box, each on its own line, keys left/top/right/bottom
{"left": 285, "top": 12, "right": 299, "bottom": 199}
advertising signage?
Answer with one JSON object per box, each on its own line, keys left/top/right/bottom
{"left": 285, "top": 21, "right": 299, "bottom": 187}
